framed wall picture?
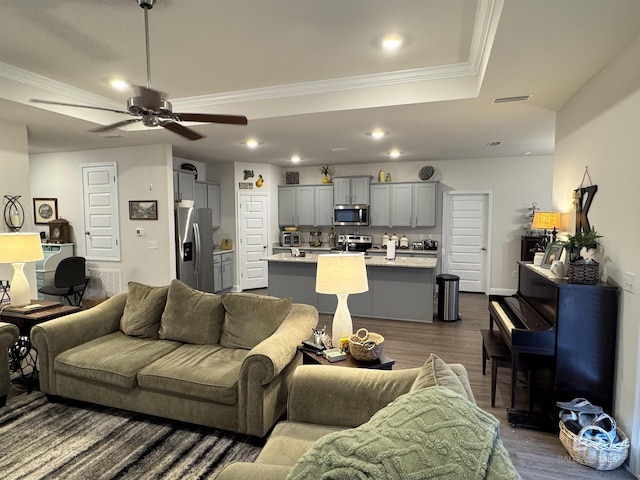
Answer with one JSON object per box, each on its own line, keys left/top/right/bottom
{"left": 541, "top": 242, "right": 564, "bottom": 269}
{"left": 129, "top": 200, "right": 158, "bottom": 220}
{"left": 33, "top": 198, "right": 58, "bottom": 225}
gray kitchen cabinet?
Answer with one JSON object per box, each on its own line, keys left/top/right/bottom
{"left": 213, "top": 251, "right": 234, "bottom": 292}
{"left": 333, "top": 176, "right": 370, "bottom": 205}
{"left": 173, "top": 170, "right": 195, "bottom": 202}
{"left": 369, "top": 184, "right": 390, "bottom": 226}
{"left": 368, "top": 182, "right": 437, "bottom": 228}
{"left": 194, "top": 181, "right": 221, "bottom": 228}
{"left": 314, "top": 185, "right": 334, "bottom": 225}
{"left": 278, "top": 185, "right": 333, "bottom": 226}
{"left": 412, "top": 183, "right": 436, "bottom": 227}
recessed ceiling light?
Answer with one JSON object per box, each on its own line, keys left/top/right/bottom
{"left": 244, "top": 139, "right": 260, "bottom": 149}
{"left": 290, "top": 155, "right": 301, "bottom": 163}
{"left": 368, "top": 130, "right": 386, "bottom": 139}
{"left": 381, "top": 34, "right": 404, "bottom": 51}
{"left": 388, "top": 150, "right": 402, "bottom": 159}
{"left": 109, "top": 78, "right": 129, "bottom": 90}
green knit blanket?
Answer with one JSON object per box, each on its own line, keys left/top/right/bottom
{"left": 286, "top": 386, "right": 520, "bottom": 480}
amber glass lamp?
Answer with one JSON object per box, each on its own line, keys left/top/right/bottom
{"left": 531, "top": 212, "right": 561, "bottom": 248}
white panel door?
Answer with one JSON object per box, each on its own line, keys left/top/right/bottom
{"left": 238, "top": 194, "right": 268, "bottom": 290}
{"left": 444, "top": 193, "right": 489, "bottom": 293}
{"left": 82, "top": 163, "right": 120, "bottom": 261}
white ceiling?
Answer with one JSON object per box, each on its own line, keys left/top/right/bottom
{"left": 1, "top": 0, "right": 639, "bottom": 167}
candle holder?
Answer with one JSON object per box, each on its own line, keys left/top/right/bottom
{"left": 3, "top": 195, "right": 25, "bottom": 232}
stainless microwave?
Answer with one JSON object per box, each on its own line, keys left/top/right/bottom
{"left": 333, "top": 205, "right": 369, "bottom": 226}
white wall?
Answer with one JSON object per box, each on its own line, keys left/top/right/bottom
{"left": 555, "top": 31, "right": 640, "bottom": 475}
{"left": 30, "top": 144, "right": 176, "bottom": 294}
{"left": 0, "top": 119, "right": 38, "bottom": 298}
{"left": 287, "top": 156, "right": 553, "bottom": 291}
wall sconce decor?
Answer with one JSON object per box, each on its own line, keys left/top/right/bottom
{"left": 3, "top": 195, "right": 25, "bottom": 231}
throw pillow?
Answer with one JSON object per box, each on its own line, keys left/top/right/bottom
{"left": 158, "top": 279, "right": 225, "bottom": 344}
{"left": 119, "top": 282, "right": 169, "bottom": 339}
{"left": 410, "top": 353, "right": 468, "bottom": 398}
{"left": 220, "top": 293, "right": 292, "bottom": 349}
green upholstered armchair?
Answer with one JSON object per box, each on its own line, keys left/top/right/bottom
{"left": 0, "top": 322, "right": 19, "bottom": 406}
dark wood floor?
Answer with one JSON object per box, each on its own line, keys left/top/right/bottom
{"left": 307, "top": 291, "right": 634, "bottom": 480}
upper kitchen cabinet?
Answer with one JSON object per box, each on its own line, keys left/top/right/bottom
{"left": 333, "top": 176, "right": 370, "bottom": 205}
{"left": 194, "top": 181, "right": 221, "bottom": 228}
{"left": 278, "top": 185, "right": 333, "bottom": 227}
{"left": 369, "top": 182, "right": 437, "bottom": 228}
{"left": 173, "top": 170, "right": 195, "bottom": 202}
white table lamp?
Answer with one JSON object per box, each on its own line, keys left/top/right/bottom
{"left": 0, "top": 233, "right": 44, "bottom": 307}
{"left": 315, "top": 253, "right": 369, "bottom": 348}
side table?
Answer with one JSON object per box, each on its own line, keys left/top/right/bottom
{"left": 1, "top": 300, "right": 81, "bottom": 390}
{"left": 299, "top": 346, "right": 395, "bottom": 370}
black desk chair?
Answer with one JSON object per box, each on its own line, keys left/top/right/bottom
{"left": 38, "top": 257, "right": 90, "bottom": 307}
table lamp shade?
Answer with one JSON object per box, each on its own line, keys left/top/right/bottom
{"left": 531, "top": 212, "right": 560, "bottom": 230}
{"left": 0, "top": 233, "right": 44, "bottom": 307}
{"left": 315, "top": 253, "right": 369, "bottom": 348}
{"left": 315, "top": 253, "right": 369, "bottom": 294}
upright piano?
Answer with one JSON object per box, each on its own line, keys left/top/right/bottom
{"left": 489, "top": 262, "right": 619, "bottom": 429}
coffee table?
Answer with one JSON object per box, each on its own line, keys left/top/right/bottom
{"left": 1, "top": 300, "right": 81, "bottom": 390}
{"left": 299, "top": 346, "right": 395, "bottom": 370}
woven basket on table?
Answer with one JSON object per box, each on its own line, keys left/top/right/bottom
{"left": 559, "top": 421, "right": 629, "bottom": 471}
{"left": 348, "top": 328, "right": 384, "bottom": 361}
{"left": 567, "top": 261, "right": 599, "bottom": 284}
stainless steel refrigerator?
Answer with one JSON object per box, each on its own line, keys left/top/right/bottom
{"left": 175, "top": 207, "right": 214, "bottom": 292}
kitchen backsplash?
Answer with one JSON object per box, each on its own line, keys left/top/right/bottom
{"left": 285, "top": 226, "right": 440, "bottom": 248}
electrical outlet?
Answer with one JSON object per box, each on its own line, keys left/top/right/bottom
{"left": 624, "top": 272, "right": 635, "bottom": 294}
{"left": 512, "top": 270, "right": 518, "bottom": 278}
{"left": 148, "top": 240, "right": 158, "bottom": 249}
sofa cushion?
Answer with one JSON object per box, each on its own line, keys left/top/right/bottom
{"left": 410, "top": 353, "right": 468, "bottom": 398}
{"left": 137, "top": 344, "right": 248, "bottom": 404}
{"left": 158, "top": 279, "right": 225, "bottom": 344}
{"left": 119, "top": 282, "right": 169, "bottom": 339}
{"left": 54, "top": 332, "right": 180, "bottom": 389}
{"left": 286, "top": 386, "right": 519, "bottom": 480}
{"left": 220, "top": 293, "right": 292, "bottom": 349}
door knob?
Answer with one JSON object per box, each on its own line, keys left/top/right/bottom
{"left": 481, "top": 247, "right": 486, "bottom": 251}
{"left": 85, "top": 231, "right": 91, "bottom": 236}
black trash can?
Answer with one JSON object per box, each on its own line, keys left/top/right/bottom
{"left": 436, "top": 274, "right": 460, "bottom": 321}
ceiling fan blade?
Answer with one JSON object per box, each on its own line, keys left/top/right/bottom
{"left": 173, "top": 113, "right": 248, "bottom": 126}
{"left": 30, "top": 99, "right": 129, "bottom": 115}
{"left": 159, "top": 121, "right": 204, "bottom": 140}
{"left": 89, "top": 119, "right": 142, "bottom": 133}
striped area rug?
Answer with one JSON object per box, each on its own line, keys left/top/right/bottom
{"left": 0, "top": 392, "right": 263, "bottom": 479}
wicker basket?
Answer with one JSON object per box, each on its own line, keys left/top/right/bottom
{"left": 559, "top": 421, "right": 629, "bottom": 471}
{"left": 567, "top": 261, "right": 599, "bottom": 284}
{"left": 348, "top": 328, "right": 384, "bottom": 361}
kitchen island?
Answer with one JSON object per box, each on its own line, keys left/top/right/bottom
{"left": 263, "top": 252, "right": 437, "bottom": 322}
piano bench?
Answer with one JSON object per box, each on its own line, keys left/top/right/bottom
{"left": 481, "top": 329, "right": 512, "bottom": 407}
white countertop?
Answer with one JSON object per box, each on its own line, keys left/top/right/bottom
{"left": 262, "top": 252, "right": 437, "bottom": 269}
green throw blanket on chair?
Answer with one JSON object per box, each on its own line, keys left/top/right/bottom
{"left": 286, "top": 386, "right": 520, "bottom": 480}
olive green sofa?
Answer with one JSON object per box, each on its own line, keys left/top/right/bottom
{"left": 215, "top": 355, "right": 520, "bottom": 480}
{"left": 0, "top": 321, "right": 20, "bottom": 406}
{"left": 31, "top": 280, "right": 318, "bottom": 437}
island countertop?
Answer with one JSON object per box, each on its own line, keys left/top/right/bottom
{"left": 262, "top": 252, "right": 436, "bottom": 269}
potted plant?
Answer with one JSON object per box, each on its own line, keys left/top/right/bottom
{"left": 562, "top": 227, "right": 602, "bottom": 262}
{"left": 319, "top": 165, "right": 335, "bottom": 183}
{"left": 561, "top": 227, "right": 602, "bottom": 284}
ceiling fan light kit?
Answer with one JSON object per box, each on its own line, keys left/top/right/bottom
{"left": 30, "top": 0, "right": 247, "bottom": 141}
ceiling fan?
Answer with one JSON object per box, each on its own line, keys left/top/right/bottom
{"left": 30, "top": 0, "right": 247, "bottom": 140}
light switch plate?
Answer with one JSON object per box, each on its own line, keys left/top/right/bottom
{"left": 624, "top": 272, "right": 635, "bottom": 293}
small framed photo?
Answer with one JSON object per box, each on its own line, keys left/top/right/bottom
{"left": 33, "top": 198, "right": 58, "bottom": 225}
{"left": 129, "top": 200, "right": 158, "bottom": 220}
{"left": 541, "top": 242, "right": 564, "bottom": 268}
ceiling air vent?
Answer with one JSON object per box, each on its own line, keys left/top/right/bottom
{"left": 493, "top": 95, "right": 531, "bottom": 104}
{"left": 487, "top": 141, "right": 503, "bottom": 147}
